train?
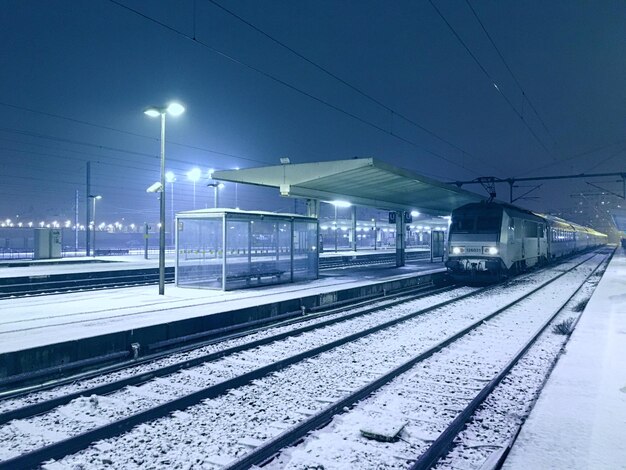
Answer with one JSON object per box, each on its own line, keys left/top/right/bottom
{"left": 445, "top": 201, "right": 607, "bottom": 281}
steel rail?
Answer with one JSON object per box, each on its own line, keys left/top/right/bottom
{"left": 0, "top": 284, "right": 459, "bottom": 424}
{"left": 0, "top": 268, "right": 175, "bottom": 299}
{"left": 224, "top": 253, "right": 601, "bottom": 470}
{"left": 0, "top": 279, "right": 501, "bottom": 469}
{"left": 410, "top": 252, "right": 607, "bottom": 469}
{"left": 0, "top": 282, "right": 445, "bottom": 398}
{"left": 0, "top": 253, "right": 428, "bottom": 298}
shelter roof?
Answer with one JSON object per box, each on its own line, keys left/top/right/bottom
{"left": 176, "top": 208, "right": 315, "bottom": 220}
{"left": 212, "top": 158, "right": 485, "bottom": 216}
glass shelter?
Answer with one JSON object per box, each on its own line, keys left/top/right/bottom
{"left": 176, "top": 209, "right": 318, "bottom": 290}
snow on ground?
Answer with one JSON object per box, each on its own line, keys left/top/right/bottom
{"left": 504, "top": 248, "right": 626, "bottom": 469}
{"left": 0, "top": 255, "right": 443, "bottom": 354}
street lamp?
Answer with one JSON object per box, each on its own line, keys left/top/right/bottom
{"left": 165, "top": 171, "right": 176, "bottom": 246}
{"left": 207, "top": 182, "right": 225, "bottom": 208}
{"left": 187, "top": 167, "right": 201, "bottom": 209}
{"left": 144, "top": 101, "right": 185, "bottom": 295}
{"left": 88, "top": 195, "right": 102, "bottom": 257}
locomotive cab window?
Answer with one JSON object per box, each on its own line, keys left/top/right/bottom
{"left": 450, "top": 216, "right": 475, "bottom": 233}
{"left": 476, "top": 216, "right": 501, "bottom": 233}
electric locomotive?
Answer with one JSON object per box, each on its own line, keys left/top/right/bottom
{"left": 445, "top": 201, "right": 606, "bottom": 281}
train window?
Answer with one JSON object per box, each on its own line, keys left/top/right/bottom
{"left": 450, "top": 216, "right": 474, "bottom": 233}
{"left": 476, "top": 216, "right": 501, "bottom": 233}
{"left": 508, "top": 218, "right": 515, "bottom": 229}
{"left": 538, "top": 224, "right": 544, "bottom": 237}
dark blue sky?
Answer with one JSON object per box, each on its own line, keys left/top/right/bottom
{"left": 1, "top": 0, "right": 624, "bottom": 229}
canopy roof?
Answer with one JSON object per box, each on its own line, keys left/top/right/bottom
{"left": 212, "top": 158, "right": 485, "bottom": 216}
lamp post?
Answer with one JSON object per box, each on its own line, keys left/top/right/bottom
{"left": 165, "top": 171, "right": 176, "bottom": 246}
{"left": 234, "top": 167, "right": 240, "bottom": 209}
{"left": 187, "top": 168, "right": 201, "bottom": 209}
{"left": 88, "top": 195, "right": 102, "bottom": 257}
{"left": 207, "top": 182, "right": 225, "bottom": 208}
{"left": 372, "top": 218, "right": 377, "bottom": 250}
{"left": 144, "top": 102, "right": 185, "bottom": 295}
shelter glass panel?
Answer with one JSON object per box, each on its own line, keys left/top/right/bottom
{"left": 176, "top": 217, "right": 223, "bottom": 288}
{"left": 293, "top": 220, "right": 318, "bottom": 282}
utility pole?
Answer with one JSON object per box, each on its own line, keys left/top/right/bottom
{"left": 75, "top": 190, "right": 79, "bottom": 253}
{"left": 85, "top": 162, "right": 91, "bottom": 257}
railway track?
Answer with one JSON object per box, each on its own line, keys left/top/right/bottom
{"left": 253, "top": 251, "right": 609, "bottom": 470}
{"left": 0, "top": 251, "right": 429, "bottom": 299}
{"left": 0, "top": 267, "right": 176, "bottom": 299}
{"left": 0, "top": 251, "right": 605, "bottom": 469}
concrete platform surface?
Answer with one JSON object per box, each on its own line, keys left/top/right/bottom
{"left": 0, "top": 258, "right": 443, "bottom": 355}
{"left": 504, "top": 248, "right": 626, "bottom": 469}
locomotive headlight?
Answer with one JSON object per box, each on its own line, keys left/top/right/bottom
{"left": 487, "top": 246, "right": 498, "bottom": 255}
{"left": 452, "top": 246, "right": 462, "bottom": 255}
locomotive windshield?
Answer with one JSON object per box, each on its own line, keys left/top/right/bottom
{"left": 449, "top": 212, "right": 502, "bottom": 235}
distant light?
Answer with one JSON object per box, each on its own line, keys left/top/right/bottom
{"left": 144, "top": 108, "right": 161, "bottom": 118}
{"left": 165, "top": 171, "right": 176, "bottom": 183}
{"left": 166, "top": 102, "right": 185, "bottom": 116}
{"left": 330, "top": 200, "right": 351, "bottom": 208}
{"left": 280, "top": 157, "right": 291, "bottom": 164}
{"left": 410, "top": 210, "right": 420, "bottom": 217}
{"left": 187, "top": 168, "right": 202, "bottom": 182}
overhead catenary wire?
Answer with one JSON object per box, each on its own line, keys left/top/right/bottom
{"left": 464, "top": 0, "right": 559, "bottom": 154}
{"left": 205, "top": 0, "right": 503, "bottom": 175}
{"left": 428, "top": 0, "right": 555, "bottom": 160}
{"left": 0, "top": 105, "right": 271, "bottom": 167}
{"left": 107, "top": 0, "right": 485, "bottom": 177}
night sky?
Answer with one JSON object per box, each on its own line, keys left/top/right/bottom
{"left": 1, "top": 1, "right": 625, "bottom": 232}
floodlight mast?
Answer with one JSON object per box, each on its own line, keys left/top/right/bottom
{"left": 144, "top": 102, "right": 185, "bottom": 295}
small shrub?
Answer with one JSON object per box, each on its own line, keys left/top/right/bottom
{"left": 553, "top": 317, "right": 576, "bottom": 335}
{"left": 572, "top": 299, "right": 589, "bottom": 312}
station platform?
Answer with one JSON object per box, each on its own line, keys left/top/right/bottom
{"left": 0, "top": 251, "right": 444, "bottom": 382}
{"left": 504, "top": 248, "right": 626, "bottom": 469}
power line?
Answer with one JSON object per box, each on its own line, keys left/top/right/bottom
{"left": 464, "top": 0, "right": 559, "bottom": 154}
{"left": 0, "top": 101, "right": 272, "bottom": 166}
{"left": 107, "top": 0, "right": 484, "bottom": 177}
{"left": 206, "top": 0, "right": 503, "bottom": 174}
{"left": 428, "top": 0, "right": 555, "bottom": 159}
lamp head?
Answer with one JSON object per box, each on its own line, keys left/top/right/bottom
{"left": 187, "top": 168, "right": 202, "bottom": 182}
{"left": 144, "top": 108, "right": 161, "bottom": 118}
{"left": 166, "top": 102, "right": 185, "bottom": 116}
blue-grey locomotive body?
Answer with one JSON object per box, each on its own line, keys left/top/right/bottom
{"left": 445, "top": 202, "right": 607, "bottom": 281}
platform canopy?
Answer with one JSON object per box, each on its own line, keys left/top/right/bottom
{"left": 212, "top": 158, "right": 485, "bottom": 216}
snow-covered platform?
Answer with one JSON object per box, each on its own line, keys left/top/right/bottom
{"left": 505, "top": 247, "right": 626, "bottom": 469}
{"left": 0, "top": 253, "right": 444, "bottom": 380}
